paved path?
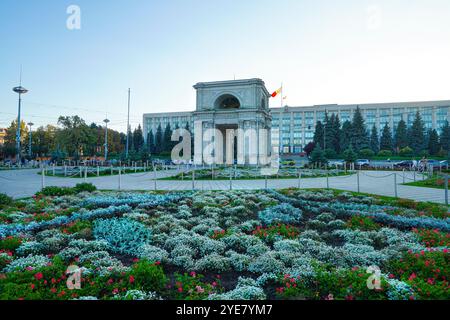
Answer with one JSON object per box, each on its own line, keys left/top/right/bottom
{"left": 0, "top": 169, "right": 447, "bottom": 204}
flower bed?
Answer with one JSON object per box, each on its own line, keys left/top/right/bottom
{"left": 0, "top": 189, "right": 448, "bottom": 300}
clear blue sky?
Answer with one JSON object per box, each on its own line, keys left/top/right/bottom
{"left": 1, "top": 0, "right": 450, "bottom": 131}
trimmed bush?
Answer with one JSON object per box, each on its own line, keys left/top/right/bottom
{"left": 37, "top": 187, "right": 74, "bottom": 197}
{"left": 0, "top": 193, "right": 12, "bottom": 207}
{"left": 74, "top": 183, "right": 97, "bottom": 193}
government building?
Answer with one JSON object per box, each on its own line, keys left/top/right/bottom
{"left": 143, "top": 79, "right": 450, "bottom": 161}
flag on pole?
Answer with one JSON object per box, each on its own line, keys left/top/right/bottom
{"left": 271, "top": 87, "right": 282, "bottom": 98}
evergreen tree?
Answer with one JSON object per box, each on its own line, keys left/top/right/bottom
{"left": 133, "top": 125, "right": 144, "bottom": 152}
{"left": 310, "top": 145, "right": 327, "bottom": 166}
{"left": 409, "top": 112, "right": 426, "bottom": 155}
{"left": 162, "top": 124, "right": 172, "bottom": 153}
{"left": 313, "top": 121, "right": 324, "bottom": 149}
{"left": 343, "top": 146, "right": 357, "bottom": 163}
{"left": 332, "top": 115, "right": 342, "bottom": 154}
{"left": 147, "top": 130, "right": 155, "bottom": 154}
{"left": 380, "top": 123, "right": 393, "bottom": 152}
{"left": 324, "top": 113, "right": 337, "bottom": 153}
{"left": 369, "top": 125, "right": 379, "bottom": 154}
{"left": 395, "top": 120, "right": 408, "bottom": 151}
{"left": 440, "top": 121, "right": 450, "bottom": 153}
{"left": 340, "top": 121, "right": 352, "bottom": 153}
{"left": 154, "top": 124, "right": 163, "bottom": 154}
{"left": 351, "top": 107, "right": 369, "bottom": 152}
{"left": 427, "top": 129, "right": 440, "bottom": 156}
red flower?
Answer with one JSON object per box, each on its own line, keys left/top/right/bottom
{"left": 178, "top": 287, "right": 183, "bottom": 293}
{"left": 408, "top": 273, "right": 417, "bottom": 281}
{"left": 34, "top": 272, "right": 43, "bottom": 281}
{"left": 129, "top": 275, "right": 135, "bottom": 284}
{"left": 30, "top": 284, "right": 35, "bottom": 290}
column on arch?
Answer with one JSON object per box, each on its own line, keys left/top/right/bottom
{"left": 194, "top": 120, "right": 203, "bottom": 165}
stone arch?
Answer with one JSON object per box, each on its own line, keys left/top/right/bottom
{"left": 214, "top": 93, "right": 241, "bottom": 110}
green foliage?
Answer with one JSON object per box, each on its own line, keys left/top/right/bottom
{"left": 313, "top": 121, "right": 324, "bottom": 149}
{"left": 395, "top": 120, "right": 409, "bottom": 150}
{"left": 128, "top": 260, "right": 167, "bottom": 293}
{"left": 0, "top": 236, "right": 23, "bottom": 253}
{"left": 399, "top": 147, "right": 414, "bottom": 157}
{"left": 380, "top": 123, "right": 393, "bottom": 152}
{"left": 440, "top": 121, "right": 450, "bottom": 152}
{"left": 324, "top": 148, "right": 337, "bottom": 160}
{"left": 74, "top": 183, "right": 97, "bottom": 193}
{"left": 427, "top": 129, "right": 440, "bottom": 156}
{"left": 378, "top": 150, "right": 393, "bottom": 157}
{"left": 409, "top": 112, "right": 426, "bottom": 155}
{"left": 343, "top": 147, "right": 357, "bottom": 163}
{"left": 358, "top": 148, "right": 375, "bottom": 159}
{"left": 351, "top": 107, "right": 369, "bottom": 151}
{"left": 0, "top": 193, "right": 13, "bottom": 207}
{"left": 173, "top": 272, "right": 222, "bottom": 300}
{"left": 370, "top": 125, "right": 379, "bottom": 154}
{"left": 37, "top": 186, "right": 75, "bottom": 197}
{"left": 252, "top": 224, "right": 300, "bottom": 243}
{"left": 347, "top": 216, "right": 380, "bottom": 231}
{"left": 310, "top": 145, "right": 327, "bottom": 166}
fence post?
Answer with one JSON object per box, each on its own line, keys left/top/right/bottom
{"left": 403, "top": 169, "right": 406, "bottom": 184}
{"left": 445, "top": 174, "right": 449, "bottom": 206}
{"left": 84, "top": 166, "right": 88, "bottom": 182}
{"left": 53, "top": 163, "right": 56, "bottom": 176}
{"left": 326, "top": 171, "right": 330, "bottom": 189}
{"left": 357, "top": 171, "right": 360, "bottom": 193}
{"left": 117, "top": 167, "right": 122, "bottom": 190}
{"left": 153, "top": 164, "right": 157, "bottom": 191}
{"left": 79, "top": 166, "right": 82, "bottom": 178}
{"left": 394, "top": 173, "right": 398, "bottom": 198}
{"left": 192, "top": 170, "right": 195, "bottom": 191}
{"left": 413, "top": 171, "right": 416, "bottom": 182}
{"left": 41, "top": 167, "right": 46, "bottom": 190}
{"left": 97, "top": 166, "right": 100, "bottom": 177}
{"left": 265, "top": 175, "right": 268, "bottom": 190}
{"left": 64, "top": 165, "right": 67, "bottom": 177}
{"left": 298, "top": 170, "right": 302, "bottom": 189}
{"left": 229, "top": 168, "right": 233, "bottom": 190}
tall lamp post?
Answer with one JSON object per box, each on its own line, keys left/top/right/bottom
{"left": 13, "top": 85, "right": 29, "bottom": 164}
{"left": 104, "top": 118, "right": 110, "bottom": 161}
{"left": 27, "top": 122, "right": 34, "bottom": 159}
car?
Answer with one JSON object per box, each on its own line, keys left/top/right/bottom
{"left": 394, "top": 160, "right": 416, "bottom": 169}
{"left": 355, "top": 159, "right": 370, "bottom": 167}
{"left": 328, "top": 160, "right": 345, "bottom": 167}
{"left": 427, "top": 160, "right": 449, "bottom": 169}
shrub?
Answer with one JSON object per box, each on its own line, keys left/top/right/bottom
{"left": 252, "top": 224, "right": 300, "bottom": 242}
{"left": 128, "top": 260, "right": 167, "bottom": 293}
{"left": 37, "top": 187, "right": 74, "bottom": 197}
{"left": 399, "top": 147, "right": 414, "bottom": 157}
{"left": 74, "top": 183, "right": 97, "bottom": 193}
{"left": 412, "top": 228, "right": 450, "bottom": 248}
{"left": 0, "top": 193, "right": 13, "bottom": 207}
{"left": 378, "top": 150, "right": 393, "bottom": 157}
{"left": 173, "top": 272, "right": 222, "bottom": 300}
{"left": 258, "top": 204, "right": 303, "bottom": 226}
{"left": 347, "top": 215, "right": 380, "bottom": 231}
{"left": 0, "top": 236, "right": 23, "bottom": 253}
{"left": 359, "top": 148, "right": 375, "bottom": 159}
{"left": 93, "top": 218, "right": 152, "bottom": 256}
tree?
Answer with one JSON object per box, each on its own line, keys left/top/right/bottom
{"left": 343, "top": 147, "right": 357, "bottom": 163}
{"left": 440, "top": 121, "right": 450, "bottom": 153}
{"left": 162, "top": 124, "right": 172, "bottom": 153}
{"left": 332, "top": 115, "right": 342, "bottom": 154}
{"left": 359, "top": 148, "right": 375, "bottom": 159}
{"left": 324, "top": 148, "right": 337, "bottom": 160}
{"left": 351, "top": 107, "right": 369, "bottom": 152}
{"left": 395, "top": 120, "right": 408, "bottom": 151}
{"left": 409, "top": 112, "right": 426, "bottom": 155}
{"left": 427, "top": 129, "right": 440, "bottom": 156}
{"left": 380, "top": 123, "right": 393, "bottom": 152}
{"left": 154, "top": 124, "right": 163, "bottom": 154}
{"left": 133, "top": 125, "right": 144, "bottom": 152}
{"left": 340, "top": 121, "right": 352, "bottom": 153}
{"left": 147, "top": 130, "right": 155, "bottom": 154}
{"left": 369, "top": 125, "right": 379, "bottom": 154}
{"left": 313, "top": 121, "right": 324, "bottom": 149}
{"left": 310, "top": 145, "right": 327, "bottom": 166}
{"left": 56, "top": 116, "right": 95, "bottom": 158}
{"left": 3, "top": 120, "right": 28, "bottom": 158}
{"left": 304, "top": 142, "right": 316, "bottom": 157}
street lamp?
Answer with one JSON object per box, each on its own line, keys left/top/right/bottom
{"left": 27, "top": 122, "right": 34, "bottom": 159}
{"left": 103, "top": 118, "right": 110, "bottom": 161}
{"left": 13, "top": 85, "right": 28, "bottom": 164}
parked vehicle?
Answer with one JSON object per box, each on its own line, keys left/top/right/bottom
{"left": 355, "top": 159, "right": 370, "bottom": 167}
{"left": 428, "top": 160, "right": 449, "bottom": 169}
{"left": 329, "top": 160, "right": 345, "bottom": 167}
{"left": 393, "top": 160, "right": 416, "bottom": 169}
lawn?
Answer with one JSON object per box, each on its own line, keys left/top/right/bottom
{"left": 159, "top": 167, "right": 353, "bottom": 181}
{"left": 0, "top": 187, "right": 448, "bottom": 300}
{"left": 37, "top": 166, "right": 162, "bottom": 178}
{"left": 404, "top": 175, "right": 450, "bottom": 190}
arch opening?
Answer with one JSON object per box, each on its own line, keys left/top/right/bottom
{"left": 215, "top": 94, "right": 241, "bottom": 110}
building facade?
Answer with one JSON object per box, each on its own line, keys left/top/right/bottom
{"left": 143, "top": 79, "right": 450, "bottom": 158}
{"left": 0, "top": 128, "right": 6, "bottom": 146}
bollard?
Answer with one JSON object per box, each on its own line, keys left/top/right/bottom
{"left": 153, "top": 165, "right": 157, "bottom": 191}
{"left": 118, "top": 167, "right": 122, "bottom": 190}
{"left": 357, "top": 171, "right": 360, "bottom": 193}
{"left": 41, "top": 167, "right": 46, "bottom": 190}
{"left": 393, "top": 173, "right": 398, "bottom": 198}
{"left": 445, "top": 174, "right": 449, "bottom": 206}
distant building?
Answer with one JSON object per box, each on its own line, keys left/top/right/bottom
{"left": 143, "top": 79, "right": 450, "bottom": 160}
{"left": 0, "top": 128, "right": 6, "bottom": 146}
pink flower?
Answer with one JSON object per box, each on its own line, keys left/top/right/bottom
{"left": 408, "top": 273, "right": 417, "bottom": 281}
{"left": 34, "top": 273, "right": 43, "bottom": 281}
{"left": 196, "top": 286, "right": 205, "bottom": 293}
{"left": 178, "top": 287, "right": 183, "bottom": 293}
{"left": 212, "top": 282, "right": 217, "bottom": 287}
{"left": 112, "top": 288, "right": 119, "bottom": 295}
{"left": 190, "top": 272, "right": 197, "bottom": 278}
